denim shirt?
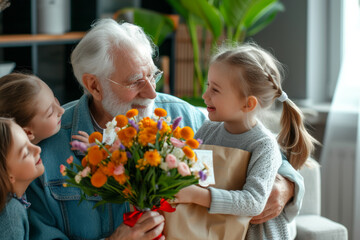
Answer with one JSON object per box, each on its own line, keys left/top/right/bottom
{"left": 26, "top": 93, "right": 207, "bottom": 240}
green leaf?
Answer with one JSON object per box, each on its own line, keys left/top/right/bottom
{"left": 246, "top": 2, "right": 284, "bottom": 36}
{"left": 114, "top": 8, "right": 175, "bottom": 46}
{"left": 178, "top": 0, "right": 222, "bottom": 39}
{"left": 242, "top": 0, "right": 283, "bottom": 29}
{"left": 220, "top": 0, "right": 252, "bottom": 27}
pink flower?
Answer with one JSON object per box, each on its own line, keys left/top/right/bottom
{"left": 165, "top": 154, "right": 177, "bottom": 169}
{"left": 60, "top": 164, "right": 66, "bottom": 176}
{"left": 177, "top": 162, "right": 191, "bottom": 176}
{"left": 66, "top": 156, "right": 73, "bottom": 164}
{"left": 80, "top": 166, "right": 91, "bottom": 178}
{"left": 170, "top": 137, "right": 185, "bottom": 148}
{"left": 109, "top": 139, "right": 121, "bottom": 152}
{"left": 114, "top": 164, "right": 125, "bottom": 175}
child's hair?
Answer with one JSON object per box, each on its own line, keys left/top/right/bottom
{"left": 211, "top": 42, "right": 317, "bottom": 169}
{"left": 0, "top": 73, "right": 41, "bottom": 127}
{"left": 0, "top": 117, "right": 14, "bottom": 211}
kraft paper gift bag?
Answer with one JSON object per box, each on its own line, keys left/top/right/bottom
{"left": 164, "top": 144, "right": 251, "bottom": 240}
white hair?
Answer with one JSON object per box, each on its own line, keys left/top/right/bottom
{"left": 70, "top": 18, "right": 156, "bottom": 94}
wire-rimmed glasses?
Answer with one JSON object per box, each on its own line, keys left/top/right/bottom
{"left": 105, "top": 70, "right": 163, "bottom": 91}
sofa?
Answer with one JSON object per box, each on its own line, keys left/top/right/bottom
{"left": 295, "top": 158, "right": 348, "bottom": 240}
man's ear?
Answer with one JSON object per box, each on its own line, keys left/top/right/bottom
{"left": 23, "top": 127, "right": 35, "bottom": 141}
{"left": 242, "top": 96, "right": 258, "bottom": 112}
{"left": 82, "top": 74, "right": 103, "bottom": 101}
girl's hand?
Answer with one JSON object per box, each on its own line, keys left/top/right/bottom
{"left": 174, "top": 185, "right": 211, "bottom": 208}
{"left": 71, "top": 131, "right": 89, "bottom": 150}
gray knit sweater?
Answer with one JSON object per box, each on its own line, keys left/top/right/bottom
{"left": 195, "top": 120, "right": 289, "bottom": 240}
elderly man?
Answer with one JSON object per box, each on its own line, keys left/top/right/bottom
{"left": 26, "top": 19, "right": 303, "bottom": 240}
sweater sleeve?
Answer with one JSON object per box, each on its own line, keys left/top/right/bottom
{"left": 208, "top": 138, "right": 282, "bottom": 216}
{"left": 278, "top": 160, "right": 305, "bottom": 222}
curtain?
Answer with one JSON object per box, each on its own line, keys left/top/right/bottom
{"left": 320, "top": 0, "right": 360, "bottom": 239}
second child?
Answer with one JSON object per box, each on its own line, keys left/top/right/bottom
{"left": 0, "top": 73, "right": 65, "bottom": 144}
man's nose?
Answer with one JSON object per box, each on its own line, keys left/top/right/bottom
{"left": 138, "top": 80, "right": 157, "bottom": 99}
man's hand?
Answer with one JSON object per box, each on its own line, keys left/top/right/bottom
{"left": 250, "top": 174, "right": 295, "bottom": 224}
{"left": 108, "top": 211, "right": 165, "bottom": 240}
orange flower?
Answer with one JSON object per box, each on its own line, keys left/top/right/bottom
{"left": 88, "top": 146, "right": 103, "bottom": 166}
{"left": 126, "top": 109, "right": 138, "bottom": 118}
{"left": 124, "top": 127, "right": 137, "bottom": 138}
{"left": 180, "top": 126, "right": 194, "bottom": 140}
{"left": 111, "top": 150, "right": 128, "bottom": 164}
{"left": 114, "top": 173, "right": 128, "bottom": 185}
{"left": 183, "top": 146, "right": 195, "bottom": 158}
{"left": 101, "top": 149, "right": 109, "bottom": 159}
{"left": 115, "top": 115, "right": 128, "bottom": 128}
{"left": 101, "top": 162, "right": 115, "bottom": 176}
{"left": 89, "top": 132, "right": 103, "bottom": 144}
{"left": 154, "top": 108, "right": 167, "bottom": 117}
{"left": 139, "top": 117, "right": 155, "bottom": 128}
{"left": 186, "top": 139, "right": 200, "bottom": 149}
{"left": 123, "top": 185, "right": 133, "bottom": 197}
{"left": 91, "top": 170, "right": 107, "bottom": 188}
{"left": 144, "top": 149, "right": 161, "bottom": 167}
{"left": 81, "top": 156, "right": 88, "bottom": 167}
{"left": 159, "top": 121, "right": 170, "bottom": 135}
{"left": 172, "top": 126, "right": 181, "bottom": 139}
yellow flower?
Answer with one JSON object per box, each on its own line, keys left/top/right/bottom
{"left": 180, "top": 126, "right": 194, "bottom": 140}
{"left": 144, "top": 149, "right": 161, "bottom": 167}
{"left": 185, "top": 139, "right": 200, "bottom": 149}
{"left": 115, "top": 115, "right": 128, "bottom": 128}
{"left": 126, "top": 109, "right": 138, "bottom": 118}
{"left": 88, "top": 132, "right": 103, "bottom": 144}
{"left": 136, "top": 158, "right": 146, "bottom": 170}
{"left": 183, "top": 146, "right": 195, "bottom": 158}
{"left": 154, "top": 108, "right": 167, "bottom": 117}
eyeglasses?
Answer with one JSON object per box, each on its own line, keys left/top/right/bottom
{"left": 105, "top": 70, "right": 163, "bottom": 91}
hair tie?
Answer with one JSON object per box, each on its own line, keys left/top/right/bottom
{"left": 277, "top": 91, "right": 288, "bottom": 102}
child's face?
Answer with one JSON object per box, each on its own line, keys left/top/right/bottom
{"left": 26, "top": 80, "right": 65, "bottom": 144}
{"left": 7, "top": 122, "right": 44, "bottom": 186}
{"left": 203, "top": 62, "right": 248, "bottom": 125}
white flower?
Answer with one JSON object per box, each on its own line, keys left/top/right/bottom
{"left": 75, "top": 174, "right": 82, "bottom": 184}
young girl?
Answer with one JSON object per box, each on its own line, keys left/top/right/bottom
{"left": 0, "top": 73, "right": 65, "bottom": 144}
{"left": 0, "top": 117, "right": 44, "bottom": 240}
{"left": 175, "top": 43, "right": 317, "bottom": 239}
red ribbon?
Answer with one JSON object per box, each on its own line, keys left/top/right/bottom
{"left": 123, "top": 199, "right": 176, "bottom": 240}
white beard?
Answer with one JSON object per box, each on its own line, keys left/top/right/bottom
{"left": 101, "top": 82, "right": 155, "bottom": 118}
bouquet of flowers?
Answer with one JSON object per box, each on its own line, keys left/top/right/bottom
{"left": 60, "top": 108, "right": 207, "bottom": 217}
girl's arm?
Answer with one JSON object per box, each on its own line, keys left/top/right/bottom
{"left": 71, "top": 131, "right": 89, "bottom": 150}
{"left": 175, "top": 185, "right": 211, "bottom": 208}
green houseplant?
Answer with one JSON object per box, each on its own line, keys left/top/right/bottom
{"left": 166, "top": 0, "right": 285, "bottom": 100}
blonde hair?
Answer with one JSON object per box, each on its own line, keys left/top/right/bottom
{"left": 0, "top": 73, "right": 41, "bottom": 127}
{"left": 211, "top": 42, "right": 317, "bottom": 169}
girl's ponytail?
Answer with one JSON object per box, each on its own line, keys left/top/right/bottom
{"left": 278, "top": 99, "right": 317, "bottom": 169}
